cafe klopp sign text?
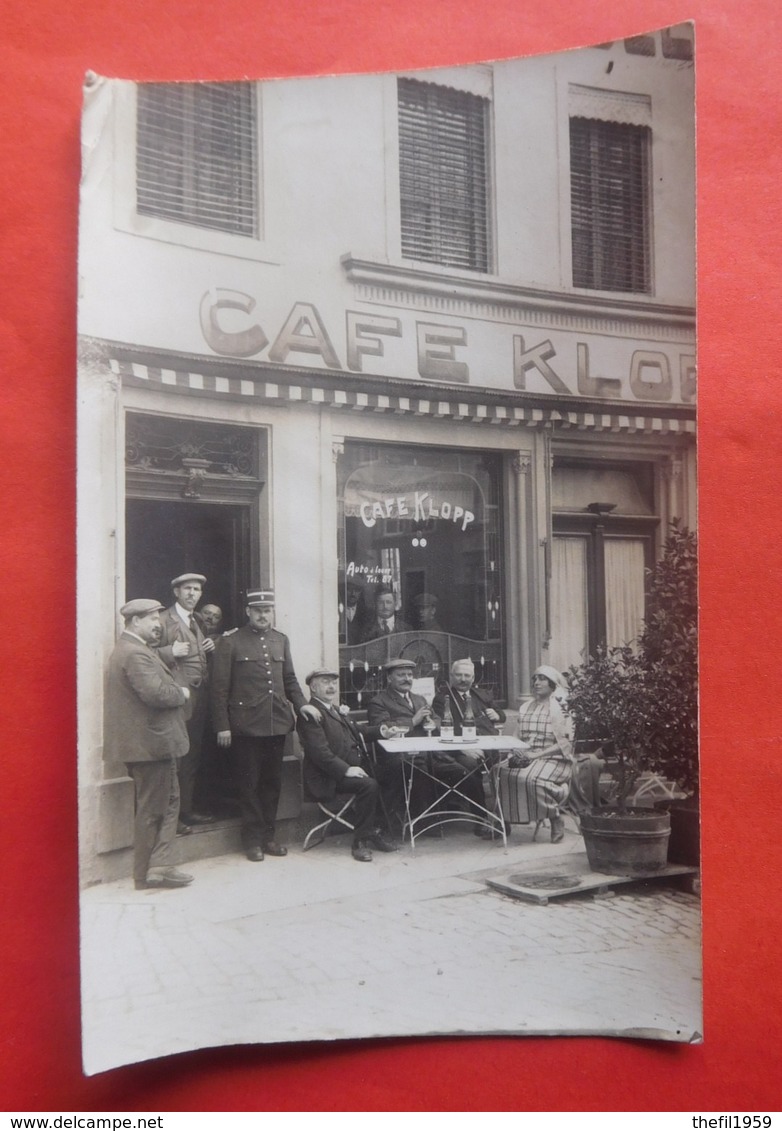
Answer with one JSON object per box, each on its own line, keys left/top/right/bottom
{"left": 200, "top": 289, "right": 696, "bottom": 405}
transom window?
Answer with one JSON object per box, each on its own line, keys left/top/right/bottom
{"left": 570, "top": 116, "right": 651, "bottom": 293}
{"left": 136, "top": 82, "right": 258, "bottom": 237}
{"left": 398, "top": 78, "right": 490, "bottom": 272}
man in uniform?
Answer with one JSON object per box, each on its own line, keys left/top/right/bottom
{"left": 297, "top": 668, "right": 397, "bottom": 862}
{"left": 211, "top": 588, "right": 319, "bottom": 861}
{"left": 156, "top": 572, "right": 215, "bottom": 832}
{"left": 105, "top": 599, "right": 194, "bottom": 890}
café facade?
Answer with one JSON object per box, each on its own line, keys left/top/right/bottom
{"left": 77, "top": 28, "right": 696, "bottom": 883}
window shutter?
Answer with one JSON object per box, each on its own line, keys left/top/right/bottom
{"left": 398, "top": 78, "right": 490, "bottom": 272}
{"left": 137, "top": 82, "right": 257, "bottom": 237}
{"left": 570, "top": 117, "right": 651, "bottom": 293}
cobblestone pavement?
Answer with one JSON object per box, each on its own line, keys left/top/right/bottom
{"left": 80, "top": 821, "right": 702, "bottom": 1074}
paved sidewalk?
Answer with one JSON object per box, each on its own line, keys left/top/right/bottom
{"left": 80, "top": 820, "right": 702, "bottom": 1074}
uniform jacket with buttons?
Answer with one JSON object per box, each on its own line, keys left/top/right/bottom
{"left": 210, "top": 624, "right": 306, "bottom": 737}
{"left": 105, "top": 632, "right": 189, "bottom": 764}
{"left": 297, "top": 699, "right": 382, "bottom": 802}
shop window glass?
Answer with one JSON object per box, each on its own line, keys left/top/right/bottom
{"left": 337, "top": 442, "right": 504, "bottom": 706}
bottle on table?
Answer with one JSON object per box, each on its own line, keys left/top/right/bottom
{"left": 440, "top": 697, "right": 454, "bottom": 740}
{"left": 462, "top": 695, "right": 477, "bottom": 741}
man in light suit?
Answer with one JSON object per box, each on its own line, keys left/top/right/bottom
{"left": 297, "top": 668, "right": 397, "bottom": 862}
{"left": 105, "top": 599, "right": 193, "bottom": 890}
{"left": 156, "top": 572, "right": 215, "bottom": 830}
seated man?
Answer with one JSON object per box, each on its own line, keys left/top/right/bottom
{"left": 297, "top": 668, "right": 398, "bottom": 863}
{"left": 368, "top": 657, "right": 487, "bottom": 833}
{"left": 432, "top": 658, "right": 506, "bottom": 737}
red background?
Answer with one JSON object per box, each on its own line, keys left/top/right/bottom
{"left": 1, "top": 0, "right": 778, "bottom": 1112}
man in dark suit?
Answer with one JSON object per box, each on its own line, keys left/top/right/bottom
{"left": 211, "top": 588, "right": 319, "bottom": 861}
{"left": 156, "top": 572, "right": 215, "bottom": 831}
{"left": 432, "top": 658, "right": 506, "bottom": 737}
{"left": 297, "top": 668, "right": 398, "bottom": 862}
{"left": 105, "top": 599, "right": 194, "bottom": 890}
{"left": 360, "top": 588, "right": 413, "bottom": 641}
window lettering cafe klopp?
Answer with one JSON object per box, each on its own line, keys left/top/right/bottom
{"left": 77, "top": 32, "right": 695, "bottom": 884}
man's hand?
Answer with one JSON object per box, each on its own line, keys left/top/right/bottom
{"left": 300, "top": 704, "right": 322, "bottom": 722}
{"left": 412, "top": 706, "right": 431, "bottom": 727}
{"left": 484, "top": 707, "right": 500, "bottom": 722}
{"left": 202, "top": 637, "right": 215, "bottom": 654}
{"left": 216, "top": 730, "right": 232, "bottom": 748}
{"left": 171, "top": 640, "right": 190, "bottom": 658}
{"left": 344, "top": 766, "right": 368, "bottom": 779}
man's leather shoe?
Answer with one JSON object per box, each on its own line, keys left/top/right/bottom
{"left": 245, "top": 846, "right": 264, "bottom": 862}
{"left": 176, "top": 821, "right": 192, "bottom": 836}
{"left": 144, "top": 868, "right": 194, "bottom": 889}
{"left": 351, "top": 840, "right": 373, "bottom": 862}
{"left": 262, "top": 841, "right": 287, "bottom": 857}
{"left": 369, "top": 830, "right": 398, "bottom": 853}
{"left": 182, "top": 812, "right": 216, "bottom": 825}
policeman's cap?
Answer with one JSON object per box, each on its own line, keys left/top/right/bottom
{"left": 246, "top": 588, "right": 275, "bottom": 607}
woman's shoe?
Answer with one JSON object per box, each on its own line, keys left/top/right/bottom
{"left": 550, "top": 814, "right": 565, "bottom": 843}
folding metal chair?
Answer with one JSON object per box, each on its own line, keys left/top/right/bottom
{"left": 302, "top": 795, "right": 357, "bottom": 851}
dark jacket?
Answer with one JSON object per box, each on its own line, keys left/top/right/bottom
{"left": 104, "top": 632, "right": 189, "bottom": 764}
{"left": 431, "top": 684, "right": 506, "bottom": 737}
{"left": 210, "top": 624, "right": 306, "bottom": 737}
{"left": 297, "top": 700, "right": 381, "bottom": 801}
{"left": 359, "top": 616, "right": 414, "bottom": 643}
{"left": 367, "top": 686, "right": 428, "bottom": 735}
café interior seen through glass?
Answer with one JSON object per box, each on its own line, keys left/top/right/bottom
{"left": 337, "top": 441, "right": 504, "bottom": 709}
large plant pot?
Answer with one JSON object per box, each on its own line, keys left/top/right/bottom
{"left": 656, "top": 797, "right": 700, "bottom": 865}
{"left": 580, "top": 806, "right": 671, "bottom": 875}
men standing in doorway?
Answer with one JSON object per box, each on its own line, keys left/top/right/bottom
{"left": 105, "top": 599, "right": 193, "bottom": 890}
{"left": 211, "top": 589, "right": 319, "bottom": 861}
{"left": 156, "top": 573, "right": 216, "bottom": 833}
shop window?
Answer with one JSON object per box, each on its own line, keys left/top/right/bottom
{"left": 398, "top": 78, "right": 490, "bottom": 272}
{"left": 337, "top": 442, "right": 504, "bottom": 705}
{"left": 570, "top": 116, "right": 651, "bottom": 293}
{"left": 136, "top": 82, "right": 258, "bottom": 237}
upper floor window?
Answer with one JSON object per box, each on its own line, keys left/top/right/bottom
{"left": 398, "top": 78, "right": 490, "bottom": 272}
{"left": 570, "top": 116, "right": 651, "bottom": 293}
{"left": 136, "top": 82, "right": 258, "bottom": 237}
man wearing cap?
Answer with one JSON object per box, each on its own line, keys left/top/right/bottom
{"left": 413, "top": 592, "right": 443, "bottom": 632}
{"left": 156, "top": 572, "right": 215, "bottom": 831}
{"left": 368, "top": 657, "right": 487, "bottom": 831}
{"left": 297, "top": 668, "right": 398, "bottom": 862}
{"left": 211, "top": 589, "right": 318, "bottom": 861}
{"left": 105, "top": 599, "right": 194, "bottom": 890}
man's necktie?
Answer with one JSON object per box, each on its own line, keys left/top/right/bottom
{"left": 382, "top": 619, "right": 390, "bottom": 634}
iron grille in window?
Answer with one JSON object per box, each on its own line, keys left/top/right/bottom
{"left": 398, "top": 78, "right": 490, "bottom": 272}
{"left": 570, "top": 117, "right": 651, "bottom": 293}
{"left": 137, "top": 82, "right": 257, "bottom": 236}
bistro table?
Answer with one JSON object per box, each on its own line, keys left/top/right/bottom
{"left": 377, "top": 734, "right": 525, "bottom": 849}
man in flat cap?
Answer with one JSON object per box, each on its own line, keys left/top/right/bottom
{"left": 211, "top": 589, "right": 319, "bottom": 861}
{"left": 297, "top": 668, "right": 397, "bottom": 862}
{"left": 156, "top": 572, "right": 215, "bottom": 831}
{"left": 105, "top": 599, "right": 194, "bottom": 890}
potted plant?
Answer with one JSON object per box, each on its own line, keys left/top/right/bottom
{"left": 566, "top": 521, "right": 699, "bottom": 874}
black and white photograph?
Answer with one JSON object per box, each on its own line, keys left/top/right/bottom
{"left": 77, "top": 25, "right": 700, "bottom": 1075}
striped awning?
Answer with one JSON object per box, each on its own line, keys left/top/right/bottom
{"left": 111, "top": 357, "right": 696, "bottom": 436}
